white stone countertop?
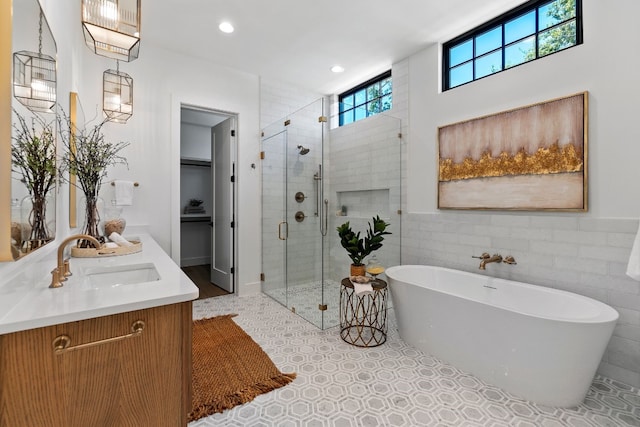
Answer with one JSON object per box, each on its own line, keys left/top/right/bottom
{"left": 0, "top": 233, "right": 199, "bottom": 335}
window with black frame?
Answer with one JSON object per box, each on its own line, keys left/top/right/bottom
{"left": 443, "top": 0, "right": 582, "bottom": 91}
{"left": 338, "top": 71, "right": 392, "bottom": 126}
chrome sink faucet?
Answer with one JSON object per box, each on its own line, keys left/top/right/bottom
{"left": 472, "top": 252, "right": 517, "bottom": 270}
{"left": 50, "top": 234, "right": 102, "bottom": 288}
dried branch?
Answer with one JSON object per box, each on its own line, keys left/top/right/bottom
{"left": 11, "top": 109, "right": 56, "bottom": 200}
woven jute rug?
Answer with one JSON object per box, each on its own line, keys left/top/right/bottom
{"left": 188, "top": 314, "right": 296, "bottom": 422}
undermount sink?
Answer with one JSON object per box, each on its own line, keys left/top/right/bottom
{"left": 80, "top": 263, "right": 161, "bottom": 288}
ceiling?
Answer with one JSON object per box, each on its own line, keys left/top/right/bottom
{"left": 143, "top": 0, "right": 527, "bottom": 95}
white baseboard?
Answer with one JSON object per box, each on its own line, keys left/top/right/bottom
{"left": 238, "top": 281, "right": 261, "bottom": 296}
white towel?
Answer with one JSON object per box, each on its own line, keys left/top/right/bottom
{"left": 109, "top": 232, "right": 134, "bottom": 247}
{"left": 626, "top": 220, "right": 640, "bottom": 281}
{"left": 351, "top": 280, "right": 374, "bottom": 296}
{"left": 114, "top": 180, "right": 135, "bottom": 206}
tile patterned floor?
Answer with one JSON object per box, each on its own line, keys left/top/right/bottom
{"left": 264, "top": 280, "right": 342, "bottom": 329}
{"left": 264, "top": 280, "right": 394, "bottom": 330}
{"left": 190, "top": 293, "right": 640, "bottom": 427}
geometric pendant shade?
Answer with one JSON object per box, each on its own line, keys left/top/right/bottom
{"left": 82, "top": 0, "right": 141, "bottom": 62}
{"left": 103, "top": 67, "right": 133, "bottom": 123}
{"left": 13, "top": 51, "right": 57, "bottom": 113}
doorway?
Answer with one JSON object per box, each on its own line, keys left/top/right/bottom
{"left": 179, "top": 105, "right": 237, "bottom": 296}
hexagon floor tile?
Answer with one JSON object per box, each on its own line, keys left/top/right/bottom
{"left": 190, "top": 293, "right": 640, "bottom": 427}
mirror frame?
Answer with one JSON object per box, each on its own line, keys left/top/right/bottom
{"left": 1, "top": 0, "right": 12, "bottom": 261}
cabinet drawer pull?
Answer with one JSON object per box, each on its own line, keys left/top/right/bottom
{"left": 53, "top": 320, "right": 146, "bottom": 354}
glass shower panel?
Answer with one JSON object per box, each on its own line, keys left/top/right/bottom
{"left": 284, "top": 99, "right": 324, "bottom": 328}
{"left": 261, "top": 124, "right": 287, "bottom": 307}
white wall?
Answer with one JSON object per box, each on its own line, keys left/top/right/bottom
{"left": 403, "top": 0, "right": 640, "bottom": 387}
{"left": 180, "top": 123, "right": 212, "bottom": 161}
{"left": 259, "top": 79, "right": 322, "bottom": 129}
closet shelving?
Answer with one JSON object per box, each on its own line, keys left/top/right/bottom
{"left": 180, "top": 157, "right": 212, "bottom": 223}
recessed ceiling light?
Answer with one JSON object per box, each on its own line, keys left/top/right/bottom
{"left": 331, "top": 65, "right": 344, "bottom": 73}
{"left": 219, "top": 22, "right": 234, "bottom": 33}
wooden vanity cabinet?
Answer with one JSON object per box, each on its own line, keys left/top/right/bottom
{"left": 0, "top": 302, "right": 192, "bottom": 427}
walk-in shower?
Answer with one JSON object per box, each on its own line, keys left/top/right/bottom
{"left": 261, "top": 98, "right": 402, "bottom": 329}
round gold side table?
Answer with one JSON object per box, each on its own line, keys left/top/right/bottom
{"left": 340, "top": 277, "right": 388, "bottom": 347}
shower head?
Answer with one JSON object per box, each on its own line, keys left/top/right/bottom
{"left": 297, "top": 145, "right": 310, "bottom": 155}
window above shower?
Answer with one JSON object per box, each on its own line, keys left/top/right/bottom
{"left": 338, "top": 70, "right": 392, "bottom": 127}
{"left": 443, "top": 0, "right": 582, "bottom": 90}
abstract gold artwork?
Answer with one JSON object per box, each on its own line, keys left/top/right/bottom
{"left": 438, "top": 92, "right": 587, "bottom": 211}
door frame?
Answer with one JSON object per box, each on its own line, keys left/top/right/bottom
{"left": 171, "top": 99, "right": 238, "bottom": 294}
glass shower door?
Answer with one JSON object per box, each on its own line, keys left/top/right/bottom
{"left": 261, "top": 99, "right": 326, "bottom": 328}
{"left": 261, "top": 125, "right": 288, "bottom": 307}
{"left": 283, "top": 99, "right": 324, "bottom": 327}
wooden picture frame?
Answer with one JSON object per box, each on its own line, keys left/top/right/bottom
{"left": 437, "top": 92, "right": 588, "bottom": 211}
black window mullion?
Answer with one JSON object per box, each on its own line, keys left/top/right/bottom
{"left": 444, "top": 0, "right": 581, "bottom": 91}
{"left": 501, "top": 24, "right": 505, "bottom": 71}
{"left": 472, "top": 37, "right": 477, "bottom": 80}
{"left": 535, "top": 6, "right": 540, "bottom": 59}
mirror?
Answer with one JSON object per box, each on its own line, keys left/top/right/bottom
{"left": 69, "top": 92, "right": 78, "bottom": 228}
{"left": 1, "top": 0, "right": 57, "bottom": 261}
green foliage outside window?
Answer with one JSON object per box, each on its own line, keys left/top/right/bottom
{"left": 339, "top": 72, "right": 392, "bottom": 126}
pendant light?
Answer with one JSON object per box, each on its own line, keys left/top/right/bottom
{"left": 13, "top": 11, "right": 56, "bottom": 113}
{"left": 82, "top": 0, "right": 141, "bottom": 62}
{"left": 103, "top": 61, "right": 133, "bottom": 123}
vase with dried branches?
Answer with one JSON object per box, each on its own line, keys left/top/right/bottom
{"left": 11, "top": 109, "right": 56, "bottom": 253}
{"left": 58, "top": 113, "right": 129, "bottom": 248}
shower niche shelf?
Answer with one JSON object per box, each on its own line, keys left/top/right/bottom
{"left": 336, "top": 189, "right": 390, "bottom": 219}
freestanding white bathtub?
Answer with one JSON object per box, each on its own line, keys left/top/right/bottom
{"left": 385, "top": 265, "right": 619, "bottom": 408}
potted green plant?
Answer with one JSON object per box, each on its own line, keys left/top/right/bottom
{"left": 336, "top": 215, "right": 391, "bottom": 276}
{"left": 11, "top": 109, "right": 56, "bottom": 253}
{"left": 58, "top": 114, "right": 129, "bottom": 248}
